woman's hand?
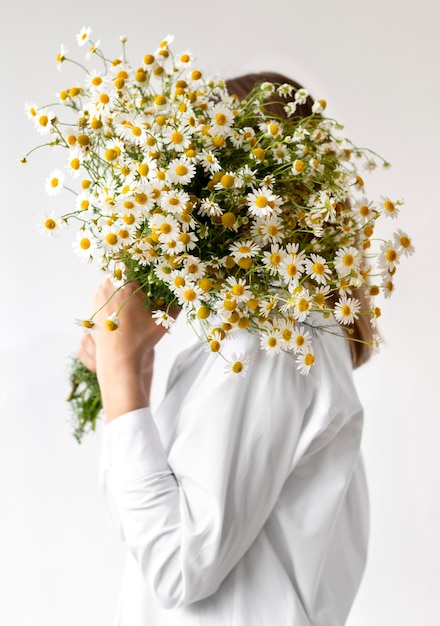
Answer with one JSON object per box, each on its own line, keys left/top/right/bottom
{"left": 78, "top": 279, "right": 176, "bottom": 422}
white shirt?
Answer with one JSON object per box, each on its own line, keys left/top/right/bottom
{"left": 100, "top": 321, "right": 369, "bottom": 625}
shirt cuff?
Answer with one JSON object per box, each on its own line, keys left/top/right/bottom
{"left": 104, "top": 407, "right": 170, "bottom": 483}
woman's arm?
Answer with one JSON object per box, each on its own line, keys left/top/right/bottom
{"left": 77, "top": 279, "right": 172, "bottom": 421}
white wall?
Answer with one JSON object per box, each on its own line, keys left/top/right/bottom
{"left": 2, "top": 0, "right": 439, "bottom": 624}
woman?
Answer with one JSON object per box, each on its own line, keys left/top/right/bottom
{"left": 78, "top": 73, "right": 371, "bottom": 625}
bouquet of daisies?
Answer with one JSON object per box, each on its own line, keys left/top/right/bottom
{"left": 23, "top": 28, "right": 413, "bottom": 441}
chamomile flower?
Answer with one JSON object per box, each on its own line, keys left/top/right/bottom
{"left": 255, "top": 214, "right": 285, "bottom": 245}
{"left": 175, "top": 282, "right": 203, "bottom": 308}
{"left": 354, "top": 196, "right": 377, "bottom": 223}
{"left": 151, "top": 309, "right": 176, "bottom": 329}
{"left": 305, "top": 253, "right": 332, "bottom": 285}
{"left": 334, "top": 295, "right": 361, "bottom": 325}
{"left": 229, "top": 239, "right": 261, "bottom": 262}
{"left": 34, "top": 107, "right": 56, "bottom": 135}
{"left": 381, "top": 196, "right": 399, "bottom": 219}
{"left": 296, "top": 350, "right": 315, "bottom": 375}
{"left": 166, "top": 157, "right": 196, "bottom": 185}
{"left": 260, "top": 327, "right": 283, "bottom": 356}
{"left": 76, "top": 26, "right": 92, "bottom": 46}
{"left": 37, "top": 211, "right": 66, "bottom": 237}
{"left": 393, "top": 229, "right": 414, "bottom": 257}
{"left": 262, "top": 244, "right": 285, "bottom": 275}
{"left": 334, "top": 246, "right": 361, "bottom": 278}
{"left": 225, "top": 276, "right": 252, "bottom": 303}
{"left": 378, "top": 240, "right": 400, "bottom": 272}
{"left": 45, "top": 169, "right": 65, "bottom": 196}
{"left": 279, "top": 251, "right": 307, "bottom": 287}
{"left": 150, "top": 213, "right": 181, "bottom": 244}
{"left": 161, "top": 189, "right": 190, "bottom": 214}
{"left": 105, "top": 312, "right": 120, "bottom": 331}
{"left": 224, "top": 353, "right": 250, "bottom": 376}
{"left": 246, "top": 186, "right": 281, "bottom": 218}
{"left": 72, "top": 229, "right": 96, "bottom": 260}
{"left": 162, "top": 125, "right": 192, "bottom": 152}
{"left": 209, "top": 102, "right": 234, "bottom": 136}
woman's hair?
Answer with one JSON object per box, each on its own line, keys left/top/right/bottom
{"left": 225, "top": 71, "right": 374, "bottom": 369}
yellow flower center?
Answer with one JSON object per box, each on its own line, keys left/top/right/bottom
{"left": 270, "top": 253, "right": 282, "bottom": 265}
{"left": 304, "top": 353, "right": 315, "bottom": 366}
{"left": 343, "top": 254, "right": 354, "bottom": 267}
{"left": 183, "top": 289, "right": 197, "bottom": 301}
{"left": 255, "top": 196, "right": 268, "bottom": 208}
{"left": 210, "top": 340, "right": 221, "bottom": 352}
{"left": 232, "top": 361, "right": 244, "bottom": 373}
{"left": 385, "top": 249, "right": 398, "bottom": 263}
{"left": 232, "top": 284, "right": 245, "bottom": 296}
{"left": 175, "top": 165, "right": 188, "bottom": 176}
{"left": 215, "top": 113, "right": 227, "bottom": 126}
{"left": 298, "top": 298, "right": 309, "bottom": 312}
{"left": 313, "top": 262, "right": 325, "bottom": 275}
{"left": 79, "top": 238, "right": 91, "bottom": 249}
{"left": 222, "top": 212, "right": 236, "bottom": 228}
{"left": 45, "top": 218, "right": 56, "bottom": 230}
{"left": 238, "top": 245, "right": 251, "bottom": 255}
{"left": 197, "top": 306, "right": 211, "bottom": 319}
{"left": 287, "top": 263, "right": 298, "bottom": 277}
{"left": 267, "top": 337, "right": 278, "bottom": 348}
{"left": 105, "top": 233, "right": 117, "bottom": 245}
{"left": 105, "top": 319, "right": 119, "bottom": 331}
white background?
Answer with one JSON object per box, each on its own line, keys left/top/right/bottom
{"left": 2, "top": 0, "right": 439, "bottom": 624}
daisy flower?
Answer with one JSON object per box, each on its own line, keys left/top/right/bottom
{"left": 161, "top": 189, "right": 191, "bottom": 214}
{"left": 246, "top": 186, "right": 281, "bottom": 217}
{"left": 378, "top": 240, "right": 400, "bottom": 272}
{"left": 296, "top": 350, "right": 315, "bottom": 375}
{"left": 262, "top": 244, "right": 285, "bottom": 275}
{"left": 45, "top": 169, "right": 65, "bottom": 196}
{"left": 162, "top": 125, "right": 192, "bottom": 152}
{"left": 225, "top": 276, "right": 252, "bottom": 303}
{"left": 393, "top": 229, "right": 415, "bottom": 257}
{"left": 72, "top": 229, "right": 96, "bottom": 260}
{"left": 291, "top": 291, "right": 313, "bottom": 323}
{"left": 34, "top": 107, "right": 56, "bottom": 135}
{"left": 151, "top": 309, "right": 176, "bottom": 329}
{"left": 334, "top": 246, "right": 361, "bottom": 277}
{"left": 334, "top": 295, "right": 361, "bottom": 325}
{"left": 150, "top": 213, "right": 181, "bottom": 244}
{"left": 209, "top": 102, "right": 234, "bottom": 135}
{"left": 255, "top": 214, "right": 285, "bottom": 245}
{"left": 105, "top": 312, "right": 120, "bottom": 332}
{"left": 37, "top": 211, "right": 66, "bottom": 237}
{"left": 229, "top": 239, "right": 261, "bottom": 262}
{"left": 224, "top": 353, "right": 250, "bottom": 376}
{"left": 175, "top": 282, "right": 204, "bottom": 308}
{"left": 305, "top": 253, "right": 332, "bottom": 285}
{"left": 279, "top": 251, "right": 307, "bottom": 287}
{"left": 260, "top": 327, "right": 283, "bottom": 356}
{"left": 381, "top": 196, "right": 399, "bottom": 219}
{"left": 76, "top": 27, "right": 92, "bottom": 46}
{"left": 166, "top": 157, "right": 196, "bottom": 185}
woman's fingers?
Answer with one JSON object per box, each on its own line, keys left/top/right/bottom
{"left": 77, "top": 332, "right": 97, "bottom": 373}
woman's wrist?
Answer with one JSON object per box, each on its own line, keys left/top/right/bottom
{"left": 97, "top": 356, "right": 154, "bottom": 423}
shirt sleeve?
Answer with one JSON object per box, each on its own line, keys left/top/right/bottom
{"left": 101, "top": 330, "right": 362, "bottom": 610}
